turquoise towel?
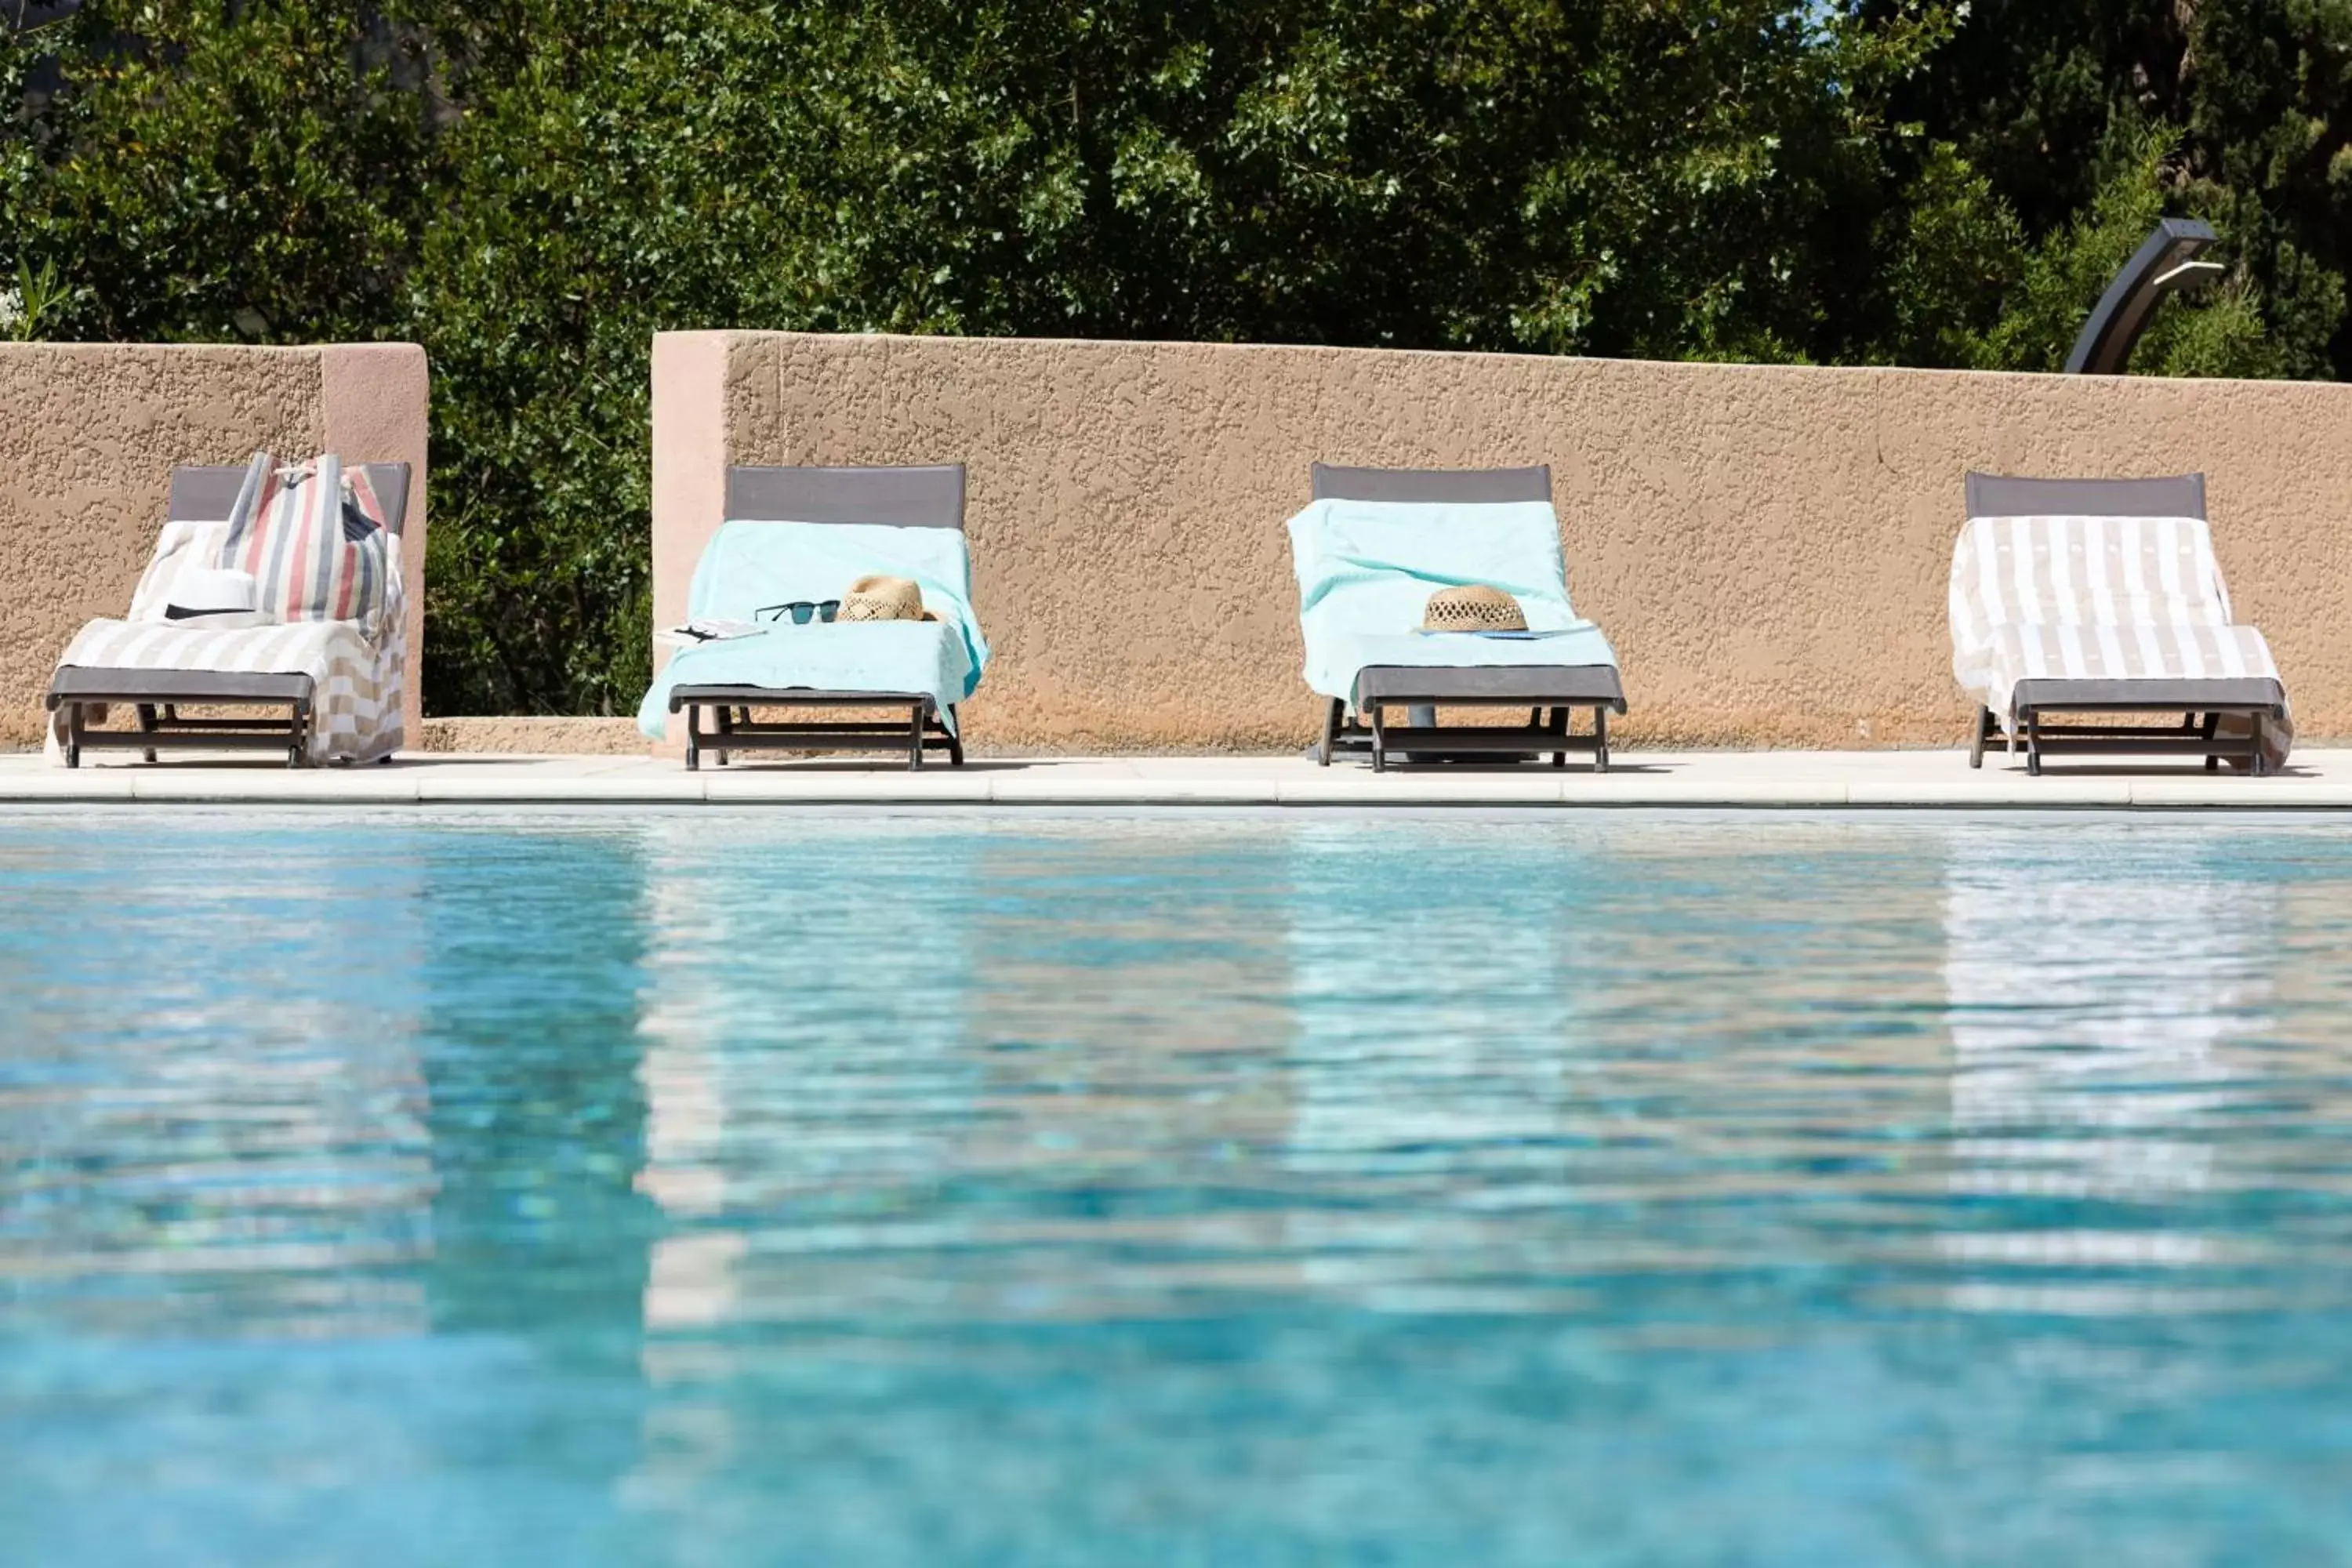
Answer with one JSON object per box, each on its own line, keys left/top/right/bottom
{"left": 1285, "top": 499, "right": 1617, "bottom": 703}
{"left": 638, "top": 521, "right": 989, "bottom": 739}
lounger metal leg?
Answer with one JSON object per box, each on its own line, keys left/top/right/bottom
{"left": 2026, "top": 711, "right": 2043, "bottom": 776}
{"left": 909, "top": 703, "right": 926, "bottom": 770}
{"left": 2251, "top": 713, "right": 2269, "bottom": 777}
{"left": 1593, "top": 707, "right": 1610, "bottom": 774}
{"left": 1319, "top": 698, "right": 1342, "bottom": 767}
{"left": 2201, "top": 710, "right": 2221, "bottom": 772}
{"left": 683, "top": 703, "right": 701, "bottom": 771}
{"left": 289, "top": 700, "right": 310, "bottom": 769}
{"left": 1969, "top": 706, "right": 1992, "bottom": 770}
{"left": 1387, "top": 702, "right": 1436, "bottom": 768}
{"left": 1370, "top": 704, "right": 1388, "bottom": 772}
{"left": 136, "top": 702, "right": 159, "bottom": 764}
{"left": 1549, "top": 706, "right": 1569, "bottom": 768}
{"left": 64, "top": 701, "right": 82, "bottom": 769}
{"left": 947, "top": 706, "right": 965, "bottom": 767}
{"left": 713, "top": 705, "right": 733, "bottom": 768}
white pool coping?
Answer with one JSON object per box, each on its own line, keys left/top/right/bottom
{"left": 7, "top": 747, "right": 2352, "bottom": 808}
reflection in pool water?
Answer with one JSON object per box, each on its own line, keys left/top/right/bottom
{"left": 5, "top": 810, "right": 2352, "bottom": 1564}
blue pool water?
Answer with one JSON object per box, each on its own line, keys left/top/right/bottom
{"left": 5, "top": 808, "right": 2352, "bottom": 1565}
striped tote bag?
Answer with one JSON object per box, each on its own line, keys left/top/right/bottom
{"left": 216, "top": 452, "right": 395, "bottom": 637}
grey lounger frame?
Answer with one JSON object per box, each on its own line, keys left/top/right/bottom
{"left": 1964, "top": 472, "right": 2285, "bottom": 776}
{"left": 1308, "top": 463, "right": 1627, "bottom": 771}
{"left": 46, "top": 462, "right": 413, "bottom": 768}
{"left": 670, "top": 464, "right": 968, "bottom": 771}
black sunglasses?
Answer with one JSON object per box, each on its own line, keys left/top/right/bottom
{"left": 755, "top": 600, "right": 840, "bottom": 626}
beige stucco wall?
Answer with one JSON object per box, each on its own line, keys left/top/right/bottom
{"left": 652, "top": 331, "right": 2352, "bottom": 750}
{"left": 417, "top": 716, "right": 645, "bottom": 754}
{"left": 0, "top": 342, "right": 429, "bottom": 746}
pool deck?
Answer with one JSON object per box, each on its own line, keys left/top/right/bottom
{"left": 7, "top": 746, "right": 2352, "bottom": 808}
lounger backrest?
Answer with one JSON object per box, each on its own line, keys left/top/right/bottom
{"left": 1965, "top": 473, "right": 2205, "bottom": 521}
{"left": 1953, "top": 472, "right": 2230, "bottom": 645}
{"left": 1310, "top": 463, "right": 1552, "bottom": 505}
{"left": 170, "top": 462, "right": 414, "bottom": 536}
{"left": 727, "top": 464, "right": 966, "bottom": 529}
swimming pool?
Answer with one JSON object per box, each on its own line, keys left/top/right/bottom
{"left": 5, "top": 808, "right": 2351, "bottom": 1564}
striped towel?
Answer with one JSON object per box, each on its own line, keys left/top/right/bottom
{"left": 49, "top": 494, "right": 408, "bottom": 764}
{"left": 1949, "top": 513, "right": 2290, "bottom": 761}
{"left": 49, "top": 615, "right": 406, "bottom": 767}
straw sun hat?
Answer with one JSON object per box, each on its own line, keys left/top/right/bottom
{"left": 1421, "top": 584, "right": 1526, "bottom": 632}
{"left": 838, "top": 574, "right": 938, "bottom": 622}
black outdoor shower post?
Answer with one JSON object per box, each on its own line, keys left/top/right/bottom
{"left": 2064, "top": 218, "right": 2225, "bottom": 375}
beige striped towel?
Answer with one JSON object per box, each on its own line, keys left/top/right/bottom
{"left": 49, "top": 543, "right": 407, "bottom": 768}
{"left": 1948, "top": 513, "right": 2290, "bottom": 764}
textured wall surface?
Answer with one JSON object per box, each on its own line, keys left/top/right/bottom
{"left": 662, "top": 331, "right": 2352, "bottom": 750}
{"left": 0, "top": 343, "right": 429, "bottom": 746}
{"left": 418, "top": 716, "right": 645, "bottom": 754}
{"left": 322, "top": 343, "right": 431, "bottom": 714}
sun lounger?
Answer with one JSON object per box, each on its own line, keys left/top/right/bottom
{"left": 1290, "top": 463, "right": 1628, "bottom": 771}
{"left": 639, "top": 464, "right": 986, "bottom": 771}
{"left": 46, "top": 460, "right": 412, "bottom": 768}
{"left": 1951, "top": 472, "right": 2291, "bottom": 775}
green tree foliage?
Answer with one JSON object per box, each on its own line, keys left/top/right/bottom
{"left": 1877, "top": 0, "right": 2352, "bottom": 378}
{"left": 2, "top": 2, "right": 2347, "bottom": 712}
{"left": 3, "top": 2, "right": 437, "bottom": 342}
{"left": 1973, "top": 128, "right": 2288, "bottom": 377}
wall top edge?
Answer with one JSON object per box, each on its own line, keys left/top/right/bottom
{"left": 656, "top": 328, "right": 2352, "bottom": 394}
{"left": 0, "top": 341, "right": 423, "bottom": 356}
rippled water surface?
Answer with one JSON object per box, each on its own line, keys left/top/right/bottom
{"left": 7, "top": 808, "right": 2352, "bottom": 1565}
